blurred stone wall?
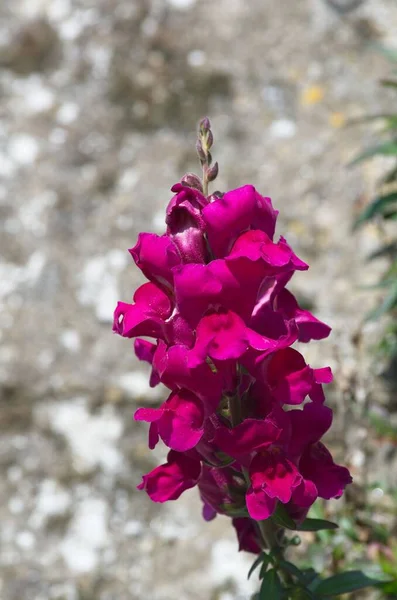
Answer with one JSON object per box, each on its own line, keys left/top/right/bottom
{"left": 0, "top": 0, "right": 397, "bottom": 599}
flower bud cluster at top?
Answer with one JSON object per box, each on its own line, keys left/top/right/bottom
{"left": 113, "top": 118, "right": 352, "bottom": 554}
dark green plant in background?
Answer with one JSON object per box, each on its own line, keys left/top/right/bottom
{"left": 344, "top": 47, "right": 397, "bottom": 599}
{"left": 350, "top": 50, "right": 397, "bottom": 371}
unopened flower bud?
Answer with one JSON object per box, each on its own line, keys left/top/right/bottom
{"left": 289, "top": 536, "right": 301, "bottom": 546}
{"left": 199, "top": 116, "right": 211, "bottom": 133}
{"left": 206, "top": 129, "right": 214, "bottom": 149}
{"left": 181, "top": 172, "right": 203, "bottom": 192}
{"left": 196, "top": 139, "right": 206, "bottom": 164}
{"left": 207, "top": 161, "right": 219, "bottom": 182}
{"left": 208, "top": 190, "right": 224, "bottom": 203}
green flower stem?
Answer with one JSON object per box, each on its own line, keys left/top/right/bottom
{"left": 228, "top": 392, "right": 242, "bottom": 427}
{"left": 227, "top": 377, "right": 292, "bottom": 589}
{"left": 257, "top": 519, "right": 293, "bottom": 587}
{"left": 202, "top": 163, "right": 209, "bottom": 197}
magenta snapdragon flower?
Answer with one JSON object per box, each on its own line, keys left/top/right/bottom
{"left": 113, "top": 119, "right": 351, "bottom": 555}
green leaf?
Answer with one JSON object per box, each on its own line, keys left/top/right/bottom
{"left": 367, "top": 280, "right": 397, "bottom": 321}
{"left": 367, "top": 242, "right": 397, "bottom": 261}
{"left": 383, "top": 116, "right": 397, "bottom": 131}
{"left": 345, "top": 113, "right": 397, "bottom": 127}
{"left": 314, "top": 570, "right": 384, "bottom": 597}
{"left": 369, "top": 412, "right": 397, "bottom": 442}
{"left": 360, "top": 277, "right": 397, "bottom": 290}
{"left": 218, "top": 503, "right": 249, "bottom": 518}
{"left": 381, "top": 164, "right": 397, "bottom": 184}
{"left": 271, "top": 503, "right": 296, "bottom": 530}
{"left": 349, "top": 142, "right": 397, "bottom": 167}
{"left": 291, "top": 587, "right": 319, "bottom": 600}
{"left": 339, "top": 516, "right": 359, "bottom": 542}
{"left": 374, "top": 43, "right": 397, "bottom": 64}
{"left": 303, "top": 570, "right": 321, "bottom": 588}
{"left": 297, "top": 518, "right": 338, "bottom": 532}
{"left": 384, "top": 209, "right": 397, "bottom": 220}
{"left": 380, "top": 79, "right": 397, "bottom": 89}
{"left": 279, "top": 560, "right": 306, "bottom": 583}
{"left": 248, "top": 553, "right": 265, "bottom": 580}
{"left": 259, "top": 558, "right": 271, "bottom": 580}
{"left": 302, "top": 590, "right": 319, "bottom": 599}
{"left": 259, "top": 568, "right": 283, "bottom": 600}
{"left": 354, "top": 192, "right": 397, "bottom": 227}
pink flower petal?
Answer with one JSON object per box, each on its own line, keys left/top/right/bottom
{"left": 250, "top": 449, "right": 302, "bottom": 504}
{"left": 148, "top": 422, "right": 160, "bottom": 450}
{"left": 246, "top": 486, "right": 277, "bottom": 520}
{"left": 290, "top": 479, "right": 318, "bottom": 508}
{"left": 134, "top": 407, "right": 163, "bottom": 423}
{"left": 314, "top": 367, "right": 333, "bottom": 384}
{"left": 232, "top": 518, "right": 262, "bottom": 554}
{"left": 227, "top": 231, "right": 308, "bottom": 273}
{"left": 215, "top": 418, "right": 281, "bottom": 458}
{"left": 158, "top": 389, "right": 205, "bottom": 452}
{"left": 113, "top": 282, "right": 172, "bottom": 339}
{"left": 203, "top": 185, "right": 278, "bottom": 258}
{"left": 134, "top": 339, "right": 156, "bottom": 364}
{"left": 129, "top": 233, "right": 181, "bottom": 288}
{"left": 267, "top": 348, "right": 314, "bottom": 405}
{"left": 173, "top": 263, "right": 223, "bottom": 327}
{"left": 135, "top": 390, "right": 205, "bottom": 452}
{"left": 276, "top": 289, "right": 331, "bottom": 342}
{"left": 189, "top": 310, "right": 249, "bottom": 366}
{"left": 289, "top": 402, "right": 333, "bottom": 458}
{"left": 300, "top": 442, "right": 352, "bottom": 499}
{"left": 137, "top": 450, "right": 201, "bottom": 502}
{"left": 152, "top": 341, "right": 225, "bottom": 412}
{"left": 166, "top": 186, "right": 208, "bottom": 263}
{"left": 174, "top": 259, "right": 269, "bottom": 326}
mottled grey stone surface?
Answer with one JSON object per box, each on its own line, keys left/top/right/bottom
{"left": 0, "top": 0, "right": 396, "bottom": 598}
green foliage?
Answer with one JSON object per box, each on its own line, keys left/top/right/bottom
{"left": 350, "top": 143, "right": 397, "bottom": 166}
{"left": 271, "top": 503, "right": 297, "bottom": 530}
{"left": 312, "top": 571, "right": 384, "bottom": 597}
{"left": 351, "top": 61, "right": 397, "bottom": 362}
{"left": 296, "top": 519, "right": 338, "bottom": 532}
{"left": 248, "top": 506, "right": 390, "bottom": 599}
{"left": 249, "top": 490, "right": 397, "bottom": 599}
{"left": 248, "top": 553, "right": 267, "bottom": 580}
{"left": 259, "top": 568, "right": 283, "bottom": 599}
{"left": 368, "top": 411, "right": 397, "bottom": 442}
{"left": 353, "top": 192, "right": 397, "bottom": 228}
{"left": 377, "top": 543, "right": 397, "bottom": 597}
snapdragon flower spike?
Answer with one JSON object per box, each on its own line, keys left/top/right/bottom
{"left": 113, "top": 120, "right": 351, "bottom": 556}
